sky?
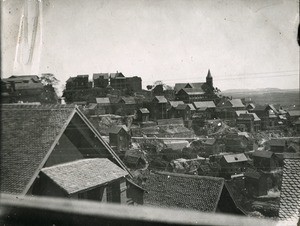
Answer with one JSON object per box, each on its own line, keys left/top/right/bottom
{"left": 1, "top": 0, "right": 299, "bottom": 94}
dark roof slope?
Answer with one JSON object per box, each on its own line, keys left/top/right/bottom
{"left": 143, "top": 172, "right": 224, "bottom": 212}
{"left": 1, "top": 104, "right": 76, "bottom": 194}
{"left": 108, "top": 125, "right": 129, "bottom": 134}
{"left": 41, "top": 158, "right": 128, "bottom": 194}
{"left": 252, "top": 151, "right": 274, "bottom": 159}
{"left": 279, "top": 154, "right": 300, "bottom": 223}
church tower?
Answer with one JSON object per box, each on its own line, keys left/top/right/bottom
{"left": 206, "top": 69, "right": 213, "bottom": 87}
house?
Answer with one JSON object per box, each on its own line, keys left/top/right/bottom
{"left": 136, "top": 108, "right": 150, "bottom": 122}
{"left": 110, "top": 72, "right": 142, "bottom": 93}
{"left": 251, "top": 105, "right": 279, "bottom": 130}
{"left": 66, "top": 75, "right": 89, "bottom": 90}
{"left": 95, "top": 97, "right": 112, "bottom": 114}
{"left": 216, "top": 99, "right": 245, "bottom": 120}
{"left": 236, "top": 112, "right": 261, "bottom": 132}
{"left": 108, "top": 125, "right": 131, "bottom": 150}
{"left": 175, "top": 104, "right": 192, "bottom": 120}
{"left": 167, "top": 101, "right": 184, "bottom": 118}
{"left": 34, "top": 158, "right": 129, "bottom": 203}
{"left": 219, "top": 154, "right": 248, "bottom": 178}
{"left": 174, "top": 70, "right": 218, "bottom": 102}
{"left": 223, "top": 133, "right": 249, "bottom": 153}
{"left": 244, "top": 169, "right": 271, "bottom": 197}
{"left": 150, "top": 96, "right": 168, "bottom": 120}
{"left": 268, "top": 139, "right": 288, "bottom": 153}
{"left": 117, "top": 97, "right": 137, "bottom": 115}
{"left": 93, "top": 73, "right": 109, "bottom": 88}
{"left": 0, "top": 104, "right": 146, "bottom": 204}
{"left": 245, "top": 103, "right": 255, "bottom": 111}
{"left": 193, "top": 101, "right": 216, "bottom": 119}
{"left": 286, "top": 110, "right": 300, "bottom": 125}
{"left": 278, "top": 153, "right": 300, "bottom": 225}
{"left": 251, "top": 150, "right": 279, "bottom": 171}
{"left": 124, "top": 149, "right": 145, "bottom": 168}
{"left": 143, "top": 171, "right": 242, "bottom": 214}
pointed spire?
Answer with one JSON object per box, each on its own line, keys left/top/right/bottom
{"left": 206, "top": 69, "right": 212, "bottom": 78}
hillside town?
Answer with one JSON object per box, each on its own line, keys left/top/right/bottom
{"left": 1, "top": 71, "right": 300, "bottom": 225}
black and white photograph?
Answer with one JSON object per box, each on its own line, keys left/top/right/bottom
{"left": 1, "top": 0, "right": 299, "bottom": 225}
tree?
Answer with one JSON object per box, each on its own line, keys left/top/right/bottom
{"left": 40, "top": 73, "right": 59, "bottom": 86}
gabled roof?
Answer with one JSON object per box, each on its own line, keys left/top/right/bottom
{"left": 202, "top": 138, "right": 217, "bottom": 145}
{"left": 41, "top": 158, "right": 128, "bottom": 195}
{"left": 163, "top": 140, "right": 189, "bottom": 151}
{"left": 169, "top": 101, "right": 184, "bottom": 108}
{"left": 153, "top": 96, "right": 168, "bottom": 103}
{"left": 180, "top": 88, "right": 205, "bottom": 95}
{"left": 269, "top": 139, "right": 286, "bottom": 147}
{"left": 176, "top": 104, "right": 189, "bottom": 110}
{"left": 110, "top": 72, "right": 125, "bottom": 78}
{"left": 1, "top": 104, "right": 131, "bottom": 195}
{"left": 246, "top": 103, "right": 255, "bottom": 109}
{"left": 222, "top": 153, "right": 248, "bottom": 163}
{"left": 244, "top": 168, "right": 262, "bottom": 180}
{"left": 144, "top": 172, "right": 224, "bottom": 212}
{"left": 93, "top": 73, "right": 109, "bottom": 80}
{"left": 252, "top": 150, "right": 274, "bottom": 159}
{"left": 193, "top": 101, "right": 216, "bottom": 109}
{"left": 96, "top": 97, "right": 110, "bottom": 104}
{"left": 229, "top": 99, "right": 245, "bottom": 108}
{"left": 279, "top": 154, "right": 300, "bottom": 223}
{"left": 119, "top": 97, "right": 136, "bottom": 104}
{"left": 287, "top": 110, "right": 300, "bottom": 117}
{"left": 235, "top": 110, "right": 248, "bottom": 117}
{"left": 187, "top": 104, "right": 196, "bottom": 111}
{"left": 174, "top": 82, "right": 205, "bottom": 93}
{"left": 266, "top": 104, "right": 278, "bottom": 114}
{"left": 87, "top": 103, "right": 97, "bottom": 110}
{"left": 138, "top": 108, "right": 150, "bottom": 114}
{"left": 108, "top": 125, "right": 130, "bottom": 134}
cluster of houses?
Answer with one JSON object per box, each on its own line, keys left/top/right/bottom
{"left": 1, "top": 75, "right": 57, "bottom": 103}
{"left": 1, "top": 72, "right": 300, "bottom": 224}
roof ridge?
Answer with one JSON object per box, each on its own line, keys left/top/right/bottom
{"left": 153, "top": 171, "right": 224, "bottom": 182}
{"left": 1, "top": 104, "right": 76, "bottom": 110}
{"left": 41, "top": 158, "right": 110, "bottom": 170}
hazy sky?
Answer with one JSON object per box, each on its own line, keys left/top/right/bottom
{"left": 2, "top": 0, "right": 299, "bottom": 93}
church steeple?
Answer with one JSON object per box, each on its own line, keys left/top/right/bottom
{"left": 206, "top": 69, "right": 213, "bottom": 87}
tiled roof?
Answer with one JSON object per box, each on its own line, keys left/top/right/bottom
{"left": 144, "top": 172, "right": 224, "bottom": 212}
{"left": 222, "top": 153, "right": 248, "bottom": 163}
{"left": 193, "top": 101, "right": 216, "bottom": 109}
{"left": 1, "top": 104, "right": 76, "bottom": 194}
{"left": 96, "top": 97, "right": 110, "bottom": 104}
{"left": 153, "top": 96, "right": 168, "bottom": 103}
{"left": 41, "top": 158, "right": 128, "bottom": 194}
{"left": 252, "top": 150, "right": 274, "bottom": 159}
{"left": 229, "top": 99, "right": 245, "bottom": 108}
{"left": 169, "top": 101, "right": 184, "bottom": 108}
{"left": 279, "top": 154, "right": 300, "bottom": 223}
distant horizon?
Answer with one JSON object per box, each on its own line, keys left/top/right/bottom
{"left": 2, "top": 0, "right": 299, "bottom": 92}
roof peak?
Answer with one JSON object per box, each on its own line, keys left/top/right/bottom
{"left": 206, "top": 69, "right": 212, "bottom": 78}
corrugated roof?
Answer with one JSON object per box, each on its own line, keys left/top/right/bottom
{"left": 229, "top": 99, "right": 245, "bottom": 108}
{"left": 96, "top": 97, "right": 110, "bottom": 104}
{"left": 287, "top": 110, "right": 300, "bottom": 117}
{"left": 222, "top": 154, "right": 248, "bottom": 163}
{"left": 41, "top": 158, "right": 128, "bottom": 194}
{"left": 169, "top": 101, "right": 184, "bottom": 108}
{"left": 188, "top": 104, "right": 196, "bottom": 111}
{"left": 139, "top": 108, "right": 150, "bottom": 114}
{"left": 193, "top": 101, "right": 216, "bottom": 109}
{"left": 120, "top": 97, "right": 136, "bottom": 104}
{"left": 153, "top": 96, "right": 168, "bottom": 103}
{"left": 252, "top": 150, "right": 274, "bottom": 159}
{"left": 181, "top": 88, "right": 205, "bottom": 95}
{"left": 144, "top": 172, "right": 224, "bottom": 212}
{"left": 278, "top": 154, "right": 300, "bottom": 223}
